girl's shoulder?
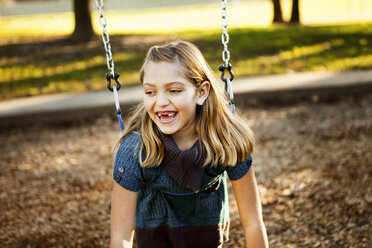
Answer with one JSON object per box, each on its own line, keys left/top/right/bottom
{"left": 113, "top": 132, "right": 143, "bottom": 192}
{"left": 224, "top": 154, "right": 253, "bottom": 181}
{"left": 115, "top": 132, "right": 142, "bottom": 160}
{"left": 115, "top": 132, "right": 144, "bottom": 163}
{"left": 119, "top": 132, "right": 142, "bottom": 148}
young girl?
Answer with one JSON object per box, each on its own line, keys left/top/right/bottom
{"left": 110, "top": 40, "right": 268, "bottom": 248}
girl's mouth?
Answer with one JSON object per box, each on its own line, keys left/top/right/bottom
{"left": 156, "top": 111, "right": 177, "bottom": 123}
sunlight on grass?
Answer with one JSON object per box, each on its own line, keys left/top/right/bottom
{"left": 0, "top": 13, "right": 74, "bottom": 38}
{"left": 280, "top": 43, "right": 332, "bottom": 60}
{"left": 0, "top": 49, "right": 141, "bottom": 99}
{"left": 103, "top": 1, "right": 272, "bottom": 34}
{"left": 0, "top": 56, "right": 103, "bottom": 82}
{"left": 301, "top": 0, "right": 372, "bottom": 25}
{"left": 0, "top": 0, "right": 371, "bottom": 99}
{"left": 1, "top": 0, "right": 372, "bottom": 38}
{"left": 0, "top": 53, "right": 137, "bottom": 83}
{"left": 326, "top": 54, "right": 372, "bottom": 71}
{"left": 0, "top": 2, "right": 272, "bottom": 38}
{"left": 233, "top": 31, "right": 372, "bottom": 76}
{"left": 1, "top": 22, "right": 372, "bottom": 99}
{"left": 1, "top": 71, "right": 140, "bottom": 99}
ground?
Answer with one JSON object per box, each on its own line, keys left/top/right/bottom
{"left": 0, "top": 91, "right": 371, "bottom": 247}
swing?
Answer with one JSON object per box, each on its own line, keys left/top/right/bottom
{"left": 94, "top": 0, "right": 236, "bottom": 132}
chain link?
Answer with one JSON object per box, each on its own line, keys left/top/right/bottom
{"left": 95, "top": 0, "right": 104, "bottom": 9}
{"left": 95, "top": 0, "right": 115, "bottom": 77}
{"left": 221, "top": 0, "right": 230, "bottom": 66}
{"left": 95, "top": 0, "right": 124, "bottom": 131}
{"left": 220, "top": 0, "right": 235, "bottom": 113}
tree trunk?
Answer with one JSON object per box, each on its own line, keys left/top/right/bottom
{"left": 70, "top": 0, "right": 95, "bottom": 41}
{"left": 272, "top": 0, "right": 284, "bottom": 23}
{"left": 289, "top": 0, "right": 300, "bottom": 24}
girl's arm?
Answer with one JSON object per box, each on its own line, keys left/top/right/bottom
{"left": 110, "top": 181, "right": 137, "bottom": 248}
{"left": 231, "top": 167, "right": 269, "bottom": 248}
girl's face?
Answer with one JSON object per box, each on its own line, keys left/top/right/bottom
{"left": 143, "top": 61, "right": 209, "bottom": 144}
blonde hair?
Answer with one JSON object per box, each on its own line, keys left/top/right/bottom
{"left": 114, "top": 40, "right": 255, "bottom": 168}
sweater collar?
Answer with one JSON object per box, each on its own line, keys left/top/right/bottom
{"left": 161, "top": 134, "right": 205, "bottom": 191}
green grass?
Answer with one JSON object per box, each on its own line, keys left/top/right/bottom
{"left": 0, "top": 0, "right": 372, "bottom": 99}
{"left": 1, "top": 0, "right": 372, "bottom": 38}
{"left": 1, "top": 23, "right": 372, "bottom": 100}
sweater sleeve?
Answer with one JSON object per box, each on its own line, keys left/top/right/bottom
{"left": 112, "top": 133, "right": 143, "bottom": 192}
{"left": 225, "top": 154, "right": 253, "bottom": 181}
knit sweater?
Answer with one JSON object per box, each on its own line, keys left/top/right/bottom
{"left": 113, "top": 133, "right": 253, "bottom": 247}
{"left": 161, "top": 133, "right": 205, "bottom": 191}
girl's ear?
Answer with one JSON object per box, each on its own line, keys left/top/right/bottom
{"left": 197, "top": 81, "right": 210, "bottom": 106}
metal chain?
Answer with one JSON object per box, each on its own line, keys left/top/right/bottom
{"left": 95, "top": 0, "right": 124, "bottom": 131}
{"left": 95, "top": 0, "right": 115, "bottom": 77}
{"left": 220, "top": 0, "right": 235, "bottom": 114}
{"left": 221, "top": 0, "right": 230, "bottom": 67}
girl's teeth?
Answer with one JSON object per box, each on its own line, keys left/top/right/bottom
{"left": 158, "top": 113, "right": 175, "bottom": 117}
{"left": 157, "top": 112, "right": 175, "bottom": 119}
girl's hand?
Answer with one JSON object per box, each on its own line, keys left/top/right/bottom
{"left": 231, "top": 167, "right": 269, "bottom": 248}
{"left": 110, "top": 182, "right": 137, "bottom": 248}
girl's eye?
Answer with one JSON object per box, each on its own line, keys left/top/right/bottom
{"left": 169, "top": 89, "right": 181, "bottom": 94}
{"left": 145, "top": 90, "right": 155, "bottom": 95}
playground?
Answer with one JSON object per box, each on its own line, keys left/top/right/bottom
{"left": 0, "top": 0, "right": 371, "bottom": 247}
{"left": 0, "top": 90, "right": 370, "bottom": 247}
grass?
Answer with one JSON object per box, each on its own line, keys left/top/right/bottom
{"left": 0, "top": 0, "right": 371, "bottom": 99}
{"left": 1, "top": 0, "right": 371, "bottom": 38}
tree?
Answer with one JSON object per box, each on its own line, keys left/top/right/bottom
{"left": 289, "top": 0, "right": 301, "bottom": 24}
{"left": 272, "top": 0, "right": 284, "bottom": 24}
{"left": 70, "top": 0, "right": 95, "bottom": 41}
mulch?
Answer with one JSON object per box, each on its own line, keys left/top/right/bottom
{"left": 0, "top": 92, "right": 371, "bottom": 247}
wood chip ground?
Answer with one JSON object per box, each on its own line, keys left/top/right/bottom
{"left": 0, "top": 93, "right": 371, "bottom": 247}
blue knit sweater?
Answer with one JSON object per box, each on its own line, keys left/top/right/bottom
{"left": 113, "top": 133, "right": 253, "bottom": 230}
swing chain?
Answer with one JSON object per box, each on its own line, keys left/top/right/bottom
{"left": 220, "top": 0, "right": 234, "bottom": 83}
{"left": 106, "top": 72, "right": 121, "bottom": 92}
{"left": 95, "top": 0, "right": 117, "bottom": 82}
{"left": 220, "top": 0, "right": 235, "bottom": 114}
{"left": 95, "top": 0, "right": 124, "bottom": 131}
{"left": 218, "top": 63, "right": 234, "bottom": 84}
{"left": 220, "top": 0, "right": 230, "bottom": 67}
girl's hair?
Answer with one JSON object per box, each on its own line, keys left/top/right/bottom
{"left": 114, "top": 40, "right": 255, "bottom": 168}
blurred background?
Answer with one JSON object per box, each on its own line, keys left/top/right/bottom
{"left": 0, "top": 0, "right": 371, "bottom": 98}
{"left": 0, "top": 0, "right": 371, "bottom": 247}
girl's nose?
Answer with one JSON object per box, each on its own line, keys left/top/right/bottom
{"left": 156, "top": 93, "right": 170, "bottom": 106}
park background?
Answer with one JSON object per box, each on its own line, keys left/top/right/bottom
{"left": 0, "top": 0, "right": 371, "bottom": 247}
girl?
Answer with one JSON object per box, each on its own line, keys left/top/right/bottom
{"left": 110, "top": 40, "right": 268, "bottom": 248}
